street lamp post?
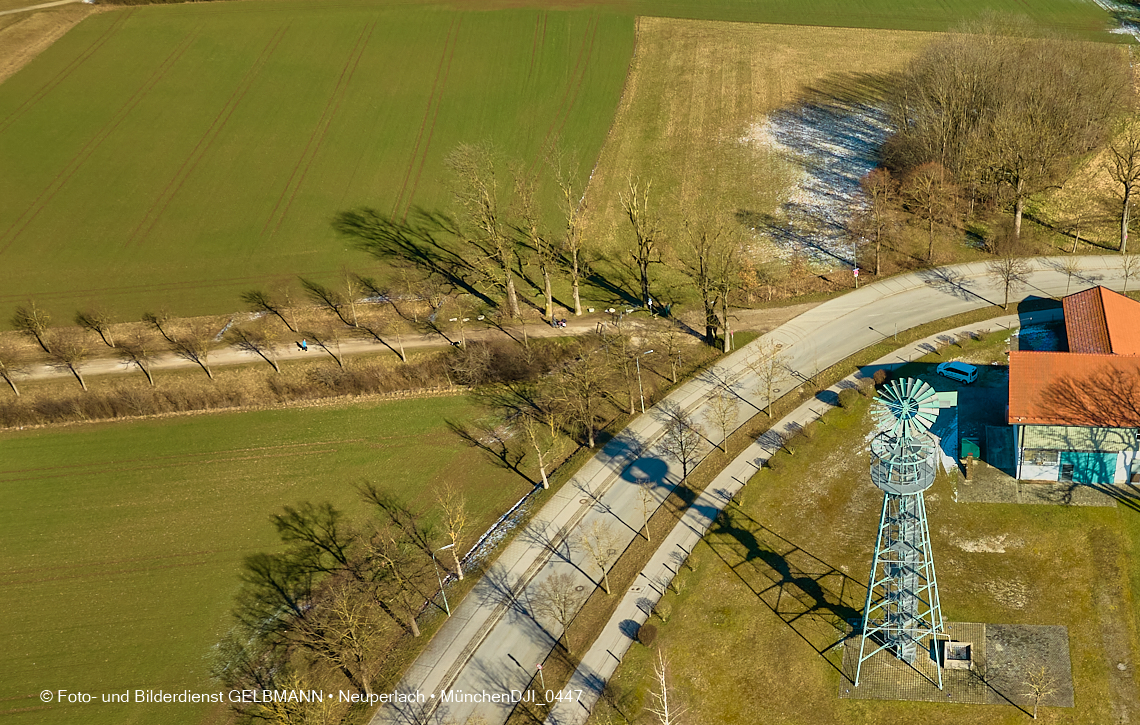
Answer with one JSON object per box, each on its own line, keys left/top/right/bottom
{"left": 432, "top": 543, "right": 455, "bottom": 617}
{"left": 636, "top": 349, "right": 655, "bottom": 414}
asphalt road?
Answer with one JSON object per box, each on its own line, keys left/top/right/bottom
{"left": 371, "top": 256, "right": 1133, "bottom": 725}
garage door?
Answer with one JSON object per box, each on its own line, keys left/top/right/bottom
{"left": 1059, "top": 451, "right": 1117, "bottom": 485}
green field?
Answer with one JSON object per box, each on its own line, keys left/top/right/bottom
{"left": 0, "top": 396, "right": 532, "bottom": 725}
{"left": 0, "top": 0, "right": 634, "bottom": 320}
{"left": 625, "top": 0, "right": 1113, "bottom": 35}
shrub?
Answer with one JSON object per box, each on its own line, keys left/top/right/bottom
{"left": 637, "top": 622, "right": 658, "bottom": 646}
{"left": 800, "top": 421, "right": 818, "bottom": 440}
{"left": 653, "top": 601, "right": 671, "bottom": 623}
{"left": 858, "top": 377, "right": 877, "bottom": 397}
{"left": 873, "top": 368, "right": 890, "bottom": 386}
{"left": 838, "top": 387, "right": 860, "bottom": 408}
{"left": 765, "top": 453, "right": 783, "bottom": 472}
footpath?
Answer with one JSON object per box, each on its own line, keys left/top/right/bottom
{"left": 371, "top": 255, "right": 1132, "bottom": 725}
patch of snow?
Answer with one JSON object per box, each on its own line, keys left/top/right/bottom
{"left": 739, "top": 100, "right": 891, "bottom": 268}
{"left": 954, "top": 534, "right": 1021, "bottom": 554}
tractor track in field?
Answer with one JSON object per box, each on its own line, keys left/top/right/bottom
{"left": 397, "top": 15, "right": 461, "bottom": 222}
{"left": 527, "top": 11, "right": 547, "bottom": 82}
{"left": 0, "top": 28, "right": 198, "bottom": 258}
{"left": 0, "top": 448, "right": 337, "bottom": 485}
{"left": 391, "top": 14, "right": 459, "bottom": 220}
{"left": 0, "top": 266, "right": 344, "bottom": 308}
{"left": 3, "top": 556, "right": 236, "bottom": 588}
{"left": 0, "top": 437, "right": 363, "bottom": 480}
{"left": 540, "top": 11, "right": 598, "bottom": 156}
{"left": 260, "top": 21, "right": 376, "bottom": 243}
{"left": 124, "top": 24, "right": 289, "bottom": 251}
{"left": 0, "top": 7, "right": 133, "bottom": 138}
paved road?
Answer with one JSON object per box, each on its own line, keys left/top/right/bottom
{"left": 372, "top": 256, "right": 1132, "bottom": 725}
{"left": 0, "top": 0, "right": 81, "bottom": 16}
{"left": 545, "top": 311, "right": 1054, "bottom": 725}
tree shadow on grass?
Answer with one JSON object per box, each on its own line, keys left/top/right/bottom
{"left": 704, "top": 507, "right": 865, "bottom": 677}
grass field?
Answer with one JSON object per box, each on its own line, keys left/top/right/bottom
{"left": 0, "top": 395, "right": 535, "bottom": 725}
{"left": 589, "top": 393, "right": 1140, "bottom": 724}
{"left": 578, "top": 19, "right": 935, "bottom": 288}
{"left": 0, "top": 0, "right": 634, "bottom": 320}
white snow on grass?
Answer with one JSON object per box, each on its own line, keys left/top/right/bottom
{"left": 739, "top": 99, "right": 891, "bottom": 268}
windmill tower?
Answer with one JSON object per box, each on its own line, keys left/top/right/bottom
{"left": 854, "top": 377, "right": 945, "bottom": 688}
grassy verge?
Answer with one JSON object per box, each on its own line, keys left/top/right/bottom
{"left": 590, "top": 391, "right": 1139, "bottom": 724}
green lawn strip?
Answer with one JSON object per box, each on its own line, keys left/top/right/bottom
{"left": 0, "top": 2, "right": 634, "bottom": 320}
{"left": 0, "top": 395, "right": 533, "bottom": 725}
{"left": 592, "top": 390, "right": 1129, "bottom": 724}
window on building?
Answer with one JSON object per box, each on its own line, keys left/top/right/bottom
{"left": 1024, "top": 449, "right": 1059, "bottom": 466}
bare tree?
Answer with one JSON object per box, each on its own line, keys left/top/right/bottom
{"left": 658, "top": 404, "right": 705, "bottom": 481}
{"left": 242, "top": 288, "right": 299, "bottom": 333}
{"left": 578, "top": 520, "right": 621, "bottom": 594}
{"left": 637, "top": 479, "right": 656, "bottom": 542}
{"left": 748, "top": 341, "right": 789, "bottom": 417}
{"left": 620, "top": 176, "right": 662, "bottom": 307}
{"left": 677, "top": 216, "right": 738, "bottom": 346}
{"left": 11, "top": 302, "right": 51, "bottom": 354}
{"left": 1107, "top": 121, "right": 1140, "bottom": 254}
{"left": 1021, "top": 665, "right": 1058, "bottom": 720}
{"left": 228, "top": 323, "right": 282, "bottom": 373}
{"left": 446, "top": 142, "right": 521, "bottom": 319}
{"left": 554, "top": 349, "right": 612, "bottom": 448}
{"left": 655, "top": 325, "right": 689, "bottom": 385}
{"left": 985, "top": 256, "right": 1033, "bottom": 310}
{"left": 646, "top": 653, "right": 686, "bottom": 725}
{"left": 514, "top": 167, "right": 558, "bottom": 323}
{"left": 74, "top": 307, "right": 116, "bottom": 348}
{"left": 436, "top": 482, "right": 468, "bottom": 580}
{"left": 530, "top": 572, "right": 584, "bottom": 653}
{"left": 550, "top": 147, "right": 586, "bottom": 316}
{"left": 1122, "top": 253, "right": 1140, "bottom": 294}
{"left": 518, "top": 412, "right": 556, "bottom": 489}
{"left": 0, "top": 340, "right": 27, "bottom": 396}
{"left": 1059, "top": 256, "right": 1082, "bottom": 297}
{"left": 118, "top": 331, "right": 158, "bottom": 386}
{"left": 902, "top": 162, "right": 958, "bottom": 261}
{"left": 46, "top": 331, "right": 90, "bottom": 391}
{"left": 857, "top": 168, "right": 898, "bottom": 276}
{"left": 146, "top": 317, "right": 216, "bottom": 381}
{"left": 703, "top": 385, "right": 740, "bottom": 453}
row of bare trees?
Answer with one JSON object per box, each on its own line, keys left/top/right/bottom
{"left": 214, "top": 484, "right": 469, "bottom": 723}
{"left": 883, "top": 19, "right": 1131, "bottom": 247}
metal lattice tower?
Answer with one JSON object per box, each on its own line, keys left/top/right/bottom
{"left": 855, "top": 377, "right": 945, "bottom": 689}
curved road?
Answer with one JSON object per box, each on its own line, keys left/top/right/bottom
{"left": 374, "top": 255, "right": 1133, "bottom": 725}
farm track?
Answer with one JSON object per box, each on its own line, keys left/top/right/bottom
{"left": 0, "top": 27, "right": 198, "bottom": 258}
{"left": 260, "top": 21, "right": 377, "bottom": 243}
{"left": 0, "top": 7, "right": 133, "bottom": 138}
{"left": 124, "top": 24, "right": 289, "bottom": 250}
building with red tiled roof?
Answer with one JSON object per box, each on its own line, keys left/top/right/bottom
{"left": 1062, "top": 286, "right": 1140, "bottom": 355}
{"left": 1010, "top": 286, "right": 1140, "bottom": 485}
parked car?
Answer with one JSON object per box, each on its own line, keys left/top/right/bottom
{"left": 936, "top": 361, "right": 979, "bottom": 384}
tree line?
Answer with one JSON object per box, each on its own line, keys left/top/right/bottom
{"left": 855, "top": 18, "right": 1135, "bottom": 265}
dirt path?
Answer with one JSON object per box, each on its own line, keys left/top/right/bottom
{"left": 0, "top": 0, "right": 80, "bottom": 17}
{"left": 17, "top": 302, "right": 822, "bottom": 384}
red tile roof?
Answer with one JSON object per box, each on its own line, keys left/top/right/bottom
{"left": 1009, "top": 350, "right": 1140, "bottom": 427}
{"left": 1063, "top": 286, "right": 1140, "bottom": 355}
